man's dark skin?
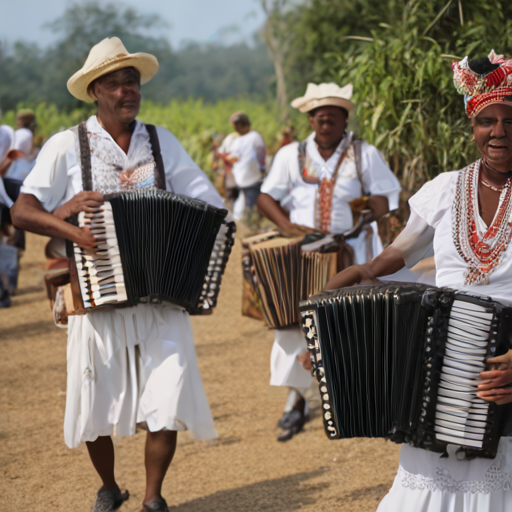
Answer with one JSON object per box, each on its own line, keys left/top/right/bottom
{"left": 11, "top": 67, "right": 177, "bottom": 508}
{"left": 256, "top": 105, "right": 390, "bottom": 236}
{"left": 324, "top": 102, "right": 512, "bottom": 405}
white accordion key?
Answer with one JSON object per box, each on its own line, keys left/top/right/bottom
{"left": 448, "top": 318, "right": 491, "bottom": 338}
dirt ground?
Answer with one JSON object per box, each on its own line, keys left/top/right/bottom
{"left": 0, "top": 230, "right": 401, "bottom": 512}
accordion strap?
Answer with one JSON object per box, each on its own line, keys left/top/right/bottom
{"left": 145, "top": 124, "right": 167, "bottom": 191}
{"left": 78, "top": 121, "right": 93, "bottom": 191}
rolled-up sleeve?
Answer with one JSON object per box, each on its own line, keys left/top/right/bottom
{"left": 20, "top": 131, "right": 76, "bottom": 212}
{"left": 361, "top": 143, "right": 401, "bottom": 211}
{"left": 260, "top": 143, "right": 297, "bottom": 202}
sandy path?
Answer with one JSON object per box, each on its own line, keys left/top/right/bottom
{"left": 0, "top": 232, "right": 400, "bottom": 512}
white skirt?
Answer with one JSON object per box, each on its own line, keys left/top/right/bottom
{"left": 270, "top": 326, "right": 313, "bottom": 389}
{"left": 377, "top": 439, "right": 512, "bottom": 512}
{"left": 64, "top": 303, "right": 217, "bottom": 448}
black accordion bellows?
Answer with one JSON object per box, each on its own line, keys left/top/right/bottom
{"left": 300, "top": 283, "right": 512, "bottom": 459}
{"left": 68, "top": 189, "right": 235, "bottom": 314}
{"left": 109, "top": 190, "right": 226, "bottom": 310}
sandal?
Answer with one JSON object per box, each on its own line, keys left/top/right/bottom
{"left": 141, "top": 498, "right": 169, "bottom": 512}
{"left": 92, "top": 487, "right": 129, "bottom": 512}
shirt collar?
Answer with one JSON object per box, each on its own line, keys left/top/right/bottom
{"left": 86, "top": 115, "right": 145, "bottom": 139}
{"left": 306, "top": 131, "right": 353, "bottom": 172}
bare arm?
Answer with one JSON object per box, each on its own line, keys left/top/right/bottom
{"left": 367, "top": 195, "right": 389, "bottom": 220}
{"left": 325, "top": 210, "right": 434, "bottom": 290}
{"left": 325, "top": 245, "right": 406, "bottom": 290}
{"left": 11, "top": 193, "right": 100, "bottom": 248}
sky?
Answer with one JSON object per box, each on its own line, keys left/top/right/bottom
{"left": 0, "top": 0, "right": 266, "bottom": 48}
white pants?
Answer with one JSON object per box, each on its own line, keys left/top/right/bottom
{"left": 270, "top": 326, "right": 312, "bottom": 389}
{"left": 233, "top": 191, "right": 245, "bottom": 221}
{"left": 65, "top": 304, "right": 217, "bottom": 448}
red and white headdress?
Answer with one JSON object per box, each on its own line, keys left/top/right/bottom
{"left": 452, "top": 50, "right": 512, "bottom": 118}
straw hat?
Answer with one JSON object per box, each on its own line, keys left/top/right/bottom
{"left": 291, "top": 83, "right": 355, "bottom": 114}
{"left": 67, "top": 37, "right": 159, "bottom": 103}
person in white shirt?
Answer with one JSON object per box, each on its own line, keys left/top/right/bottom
{"left": 326, "top": 51, "right": 512, "bottom": 512}
{"left": 14, "top": 110, "right": 36, "bottom": 157}
{"left": 257, "top": 82, "right": 401, "bottom": 441}
{"left": 226, "top": 112, "right": 266, "bottom": 222}
{"left": 11, "top": 37, "right": 227, "bottom": 512}
{"left": 0, "top": 126, "right": 14, "bottom": 208}
{"left": 217, "top": 129, "right": 240, "bottom": 204}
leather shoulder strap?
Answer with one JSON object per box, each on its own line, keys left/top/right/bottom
{"left": 77, "top": 121, "right": 93, "bottom": 192}
{"left": 145, "top": 124, "right": 167, "bottom": 191}
{"left": 297, "top": 139, "right": 308, "bottom": 174}
{"left": 353, "top": 138, "right": 369, "bottom": 195}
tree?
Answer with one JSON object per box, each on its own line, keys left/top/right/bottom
{"left": 260, "top": 0, "right": 303, "bottom": 119}
{"left": 285, "top": 0, "right": 512, "bottom": 194}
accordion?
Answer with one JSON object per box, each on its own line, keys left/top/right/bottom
{"left": 247, "top": 234, "right": 354, "bottom": 328}
{"left": 299, "top": 283, "right": 512, "bottom": 458}
{"left": 67, "top": 189, "right": 235, "bottom": 315}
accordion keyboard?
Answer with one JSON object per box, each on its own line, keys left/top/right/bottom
{"left": 435, "top": 299, "right": 494, "bottom": 448}
{"left": 74, "top": 204, "right": 128, "bottom": 307}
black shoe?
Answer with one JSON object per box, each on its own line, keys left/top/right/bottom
{"left": 277, "top": 410, "right": 306, "bottom": 442}
{"left": 141, "top": 498, "right": 169, "bottom": 512}
{"left": 277, "top": 410, "right": 292, "bottom": 428}
{"left": 92, "top": 487, "right": 129, "bottom": 512}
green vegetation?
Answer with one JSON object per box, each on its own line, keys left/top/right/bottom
{"left": 286, "top": 0, "right": 512, "bottom": 193}
{"left": 0, "top": 2, "right": 274, "bottom": 112}
{"left": 1, "top": 99, "right": 310, "bottom": 179}
{"left": 4, "top": 0, "right": 512, "bottom": 199}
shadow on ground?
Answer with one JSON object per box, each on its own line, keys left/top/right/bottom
{"left": 0, "top": 320, "right": 56, "bottom": 340}
{"left": 338, "top": 483, "right": 391, "bottom": 507}
{"left": 169, "top": 469, "right": 329, "bottom": 512}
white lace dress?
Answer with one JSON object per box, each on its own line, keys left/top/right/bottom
{"left": 377, "top": 167, "right": 512, "bottom": 511}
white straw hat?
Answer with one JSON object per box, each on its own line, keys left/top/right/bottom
{"left": 291, "top": 83, "right": 355, "bottom": 114}
{"left": 67, "top": 37, "right": 159, "bottom": 103}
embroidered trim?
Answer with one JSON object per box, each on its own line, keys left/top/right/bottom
{"left": 397, "top": 464, "right": 512, "bottom": 494}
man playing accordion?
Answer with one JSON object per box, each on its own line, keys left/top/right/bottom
{"left": 326, "top": 51, "right": 512, "bottom": 511}
{"left": 257, "top": 82, "right": 401, "bottom": 441}
{"left": 11, "top": 37, "right": 229, "bottom": 512}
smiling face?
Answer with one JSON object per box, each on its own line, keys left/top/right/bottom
{"left": 473, "top": 103, "right": 512, "bottom": 171}
{"left": 89, "top": 67, "right": 141, "bottom": 124}
{"left": 308, "top": 106, "right": 348, "bottom": 150}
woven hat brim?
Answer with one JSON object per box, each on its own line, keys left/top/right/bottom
{"left": 67, "top": 53, "right": 159, "bottom": 103}
{"left": 291, "top": 96, "right": 355, "bottom": 114}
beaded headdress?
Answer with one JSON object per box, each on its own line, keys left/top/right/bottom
{"left": 452, "top": 50, "right": 512, "bottom": 118}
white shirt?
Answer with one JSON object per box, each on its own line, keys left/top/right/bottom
{"left": 261, "top": 132, "right": 401, "bottom": 234}
{"left": 0, "top": 125, "right": 14, "bottom": 161}
{"left": 229, "top": 130, "right": 266, "bottom": 188}
{"left": 14, "top": 127, "right": 33, "bottom": 156}
{"left": 400, "top": 169, "right": 512, "bottom": 306}
{"left": 21, "top": 116, "right": 226, "bottom": 213}
{"left": 218, "top": 132, "right": 239, "bottom": 154}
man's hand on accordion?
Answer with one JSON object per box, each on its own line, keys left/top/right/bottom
{"left": 53, "top": 191, "right": 104, "bottom": 220}
{"left": 74, "top": 225, "right": 98, "bottom": 250}
{"left": 477, "top": 350, "right": 512, "bottom": 405}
